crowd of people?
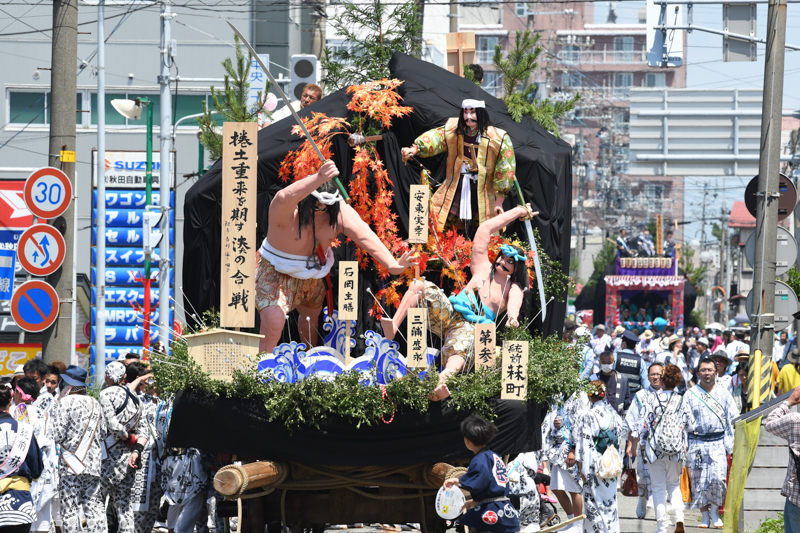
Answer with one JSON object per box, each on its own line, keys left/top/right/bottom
{"left": 4, "top": 321, "right": 800, "bottom": 533}
{"left": 504, "top": 322, "right": 800, "bottom": 533}
{"left": 0, "top": 355, "right": 215, "bottom": 533}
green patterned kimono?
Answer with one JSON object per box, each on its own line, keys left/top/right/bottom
{"left": 413, "top": 117, "right": 516, "bottom": 231}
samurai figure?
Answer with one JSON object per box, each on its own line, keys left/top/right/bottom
{"left": 381, "top": 205, "right": 535, "bottom": 401}
{"left": 401, "top": 99, "right": 516, "bottom": 235}
{"left": 256, "top": 160, "right": 417, "bottom": 354}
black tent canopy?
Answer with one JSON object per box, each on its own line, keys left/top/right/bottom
{"left": 183, "top": 52, "right": 572, "bottom": 338}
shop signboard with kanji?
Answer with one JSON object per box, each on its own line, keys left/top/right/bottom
{"left": 90, "top": 150, "right": 176, "bottom": 366}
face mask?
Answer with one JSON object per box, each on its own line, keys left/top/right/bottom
{"left": 601, "top": 364, "right": 614, "bottom": 373}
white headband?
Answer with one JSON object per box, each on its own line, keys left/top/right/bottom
{"left": 311, "top": 189, "right": 342, "bottom": 206}
{"left": 462, "top": 99, "right": 485, "bottom": 109}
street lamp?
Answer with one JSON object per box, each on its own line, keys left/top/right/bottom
{"left": 111, "top": 97, "right": 156, "bottom": 353}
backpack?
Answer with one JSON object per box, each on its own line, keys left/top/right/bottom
{"left": 652, "top": 392, "right": 684, "bottom": 456}
{"left": 594, "top": 415, "right": 618, "bottom": 455}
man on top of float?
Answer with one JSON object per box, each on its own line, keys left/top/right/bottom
{"left": 400, "top": 99, "right": 517, "bottom": 236}
{"left": 381, "top": 204, "right": 536, "bottom": 401}
{"left": 256, "top": 160, "right": 417, "bottom": 354}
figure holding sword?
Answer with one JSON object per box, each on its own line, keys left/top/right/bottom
{"left": 256, "top": 160, "right": 418, "bottom": 354}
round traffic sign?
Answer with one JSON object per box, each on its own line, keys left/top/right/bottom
{"left": 745, "top": 174, "right": 797, "bottom": 222}
{"left": 744, "top": 225, "right": 797, "bottom": 276}
{"left": 17, "top": 224, "right": 66, "bottom": 276}
{"left": 10, "top": 280, "right": 59, "bottom": 333}
{"left": 745, "top": 280, "right": 798, "bottom": 332}
{"left": 23, "top": 167, "right": 72, "bottom": 219}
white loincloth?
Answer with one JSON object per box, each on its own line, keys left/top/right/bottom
{"left": 258, "top": 238, "right": 334, "bottom": 279}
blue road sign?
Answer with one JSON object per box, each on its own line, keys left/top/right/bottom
{"left": 0, "top": 250, "right": 15, "bottom": 301}
{"left": 10, "top": 280, "right": 59, "bottom": 333}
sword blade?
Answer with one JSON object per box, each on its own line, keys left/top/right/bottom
{"left": 524, "top": 219, "right": 547, "bottom": 322}
{"left": 226, "top": 21, "right": 325, "bottom": 162}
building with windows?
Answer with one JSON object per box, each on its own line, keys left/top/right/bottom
{"left": 1, "top": 3, "right": 299, "bottom": 343}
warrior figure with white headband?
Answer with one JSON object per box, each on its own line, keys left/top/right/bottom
{"left": 401, "top": 99, "right": 517, "bottom": 235}
{"left": 256, "top": 160, "right": 418, "bottom": 354}
{"left": 381, "top": 204, "right": 536, "bottom": 401}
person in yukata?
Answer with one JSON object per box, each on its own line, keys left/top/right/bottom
{"left": 123, "top": 363, "right": 167, "bottom": 533}
{"left": 443, "top": 415, "right": 520, "bottom": 533}
{"left": 381, "top": 205, "right": 535, "bottom": 401}
{"left": 401, "top": 99, "right": 517, "bottom": 236}
{"left": 98, "top": 361, "right": 149, "bottom": 533}
{"left": 508, "top": 451, "right": 543, "bottom": 533}
{"left": 50, "top": 365, "right": 108, "bottom": 533}
{"left": 162, "top": 448, "right": 215, "bottom": 533}
{"left": 632, "top": 364, "right": 687, "bottom": 533}
{"left": 541, "top": 391, "right": 590, "bottom": 530}
{"left": 575, "top": 380, "right": 623, "bottom": 533}
{"left": 0, "top": 378, "right": 44, "bottom": 533}
{"left": 256, "top": 159, "right": 416, "bottom": 354}
{"left": 622, "top": 362, "right": 663, "bottom": 519}
{"left": 683, "top": 358, "right": 737, "bottom": 528}
{"left": 12, "top": 378, "right": 58, "bottom": 533}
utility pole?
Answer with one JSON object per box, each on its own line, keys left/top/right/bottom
{"left": 310, "top": 0, "right": 326, "bottom": 59}
{"left": 96, "top": 0, "right": 107, "bottom": 384}
{"left": 42, "top": 0, "right": 78, "bottom": 366}
{"left": 450, "top": 0, "right": 458, "bottom": 33}
{"left": 748, "top": 0, "right": 787, "bottom": 408}
{"left": 159, "top": 1, "right": 173, "bottom": 348}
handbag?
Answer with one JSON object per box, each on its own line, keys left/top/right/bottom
{"left": 622, "top": 467, "right": 639, "bottom": 497}
{"left": 680, "top": 466, "right": 691, "bottom": 503}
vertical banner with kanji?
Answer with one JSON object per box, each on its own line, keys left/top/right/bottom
{"left": 407, "top": 308, "right": 427, "bottom": 368}
{"left": 501, "top": 340, "right": 528, "bottom": 400}
{"left": 337, "top": 261, "right": 358, "bottom": 321}
{"left": 338, "top": 261, "right": 358, "bottom": 362}
{"left": 408, "top": 185, "right": 429, "bottom": 244}
{"left": 474, "top": 323, "right": 496, "bottom": 368}
{"left": 221, "top": 122, "right": 257, "bottom": 328}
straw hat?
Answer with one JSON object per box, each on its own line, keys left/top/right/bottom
{"left": 642, "top": 329, "right": 654, "bottom": 340}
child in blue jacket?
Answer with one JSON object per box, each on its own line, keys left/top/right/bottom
{"left": 444, "top": 415, "right": 520, "bottom": 533}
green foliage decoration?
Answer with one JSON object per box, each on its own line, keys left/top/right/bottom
{"left": 197, "top": 34, "right": 270, "bottom": 161}
{"left": 153, "top": 317, "right": 586, "bottom": 429}
{"left": 320, "top": 0, "right": 422, "bottom": 91}
{"left": 511, "top": 227, "right": 571, "bottom": 302}
{"left": 491, "top": 30, "right": 580, "bottom": 138}
{"left": 785, "top": 265, "right": 800, "bottom": 297}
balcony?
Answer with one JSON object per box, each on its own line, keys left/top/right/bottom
{"left": 558, "top": 49, "right": 646, "bottom": 65}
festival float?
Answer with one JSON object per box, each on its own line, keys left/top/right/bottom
{"left": 156, "top": 42, "right": 578, "bottom": 532}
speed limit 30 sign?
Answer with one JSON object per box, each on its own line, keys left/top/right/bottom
{"left": 24, "top": 167, "right": 72, "bottom": 219}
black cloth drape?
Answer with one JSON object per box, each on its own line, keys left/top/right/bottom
{"left": 167, "top": 389, "right": 545, "bottom": 465}
{"left": 183, "top": 52, "right": 573, "bottom": 337}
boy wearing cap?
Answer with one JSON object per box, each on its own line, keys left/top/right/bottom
{"left": 50, "top": 365, "right": 108, "bottom": 533}
{"left": 402, "top": 100, "right": 516, "bottom": 235}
